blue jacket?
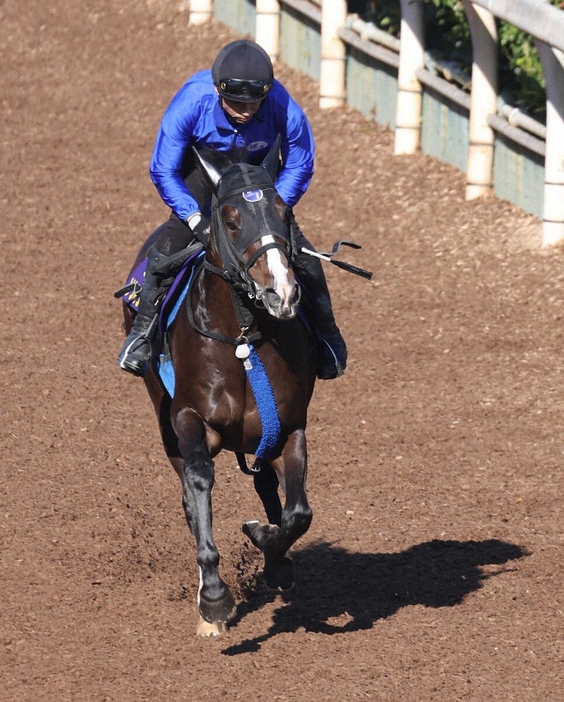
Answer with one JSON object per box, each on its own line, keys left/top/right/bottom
{"left": 149, "top": 69, "right": 315, "bottom": 221}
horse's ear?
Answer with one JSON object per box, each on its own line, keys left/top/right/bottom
{"left": 192, "top": 147, "right": 222, "bottom": 192}
{"left": 261, "top": 134, "right": 282, "bottom": 181}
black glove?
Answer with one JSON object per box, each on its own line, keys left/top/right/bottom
{"left": 191, "top": 216, "right": 211, "bottom": 244}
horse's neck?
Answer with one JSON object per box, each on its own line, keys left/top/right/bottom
{"left": 195, "top": 258, "right": 257, "bottom": 339}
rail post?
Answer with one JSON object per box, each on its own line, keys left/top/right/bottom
{"left": 320, "top": 0, "right": 347, "bottom": 108}
{"left": 189, "top": 0, "right": 213, "bottom": 25}
{"left": 463, "top": 0, "right": 497, "bottom": 200}
{"left": 535, "top": 40, "right": 564, "bottom": 246}
{"left": 394, "top": 0, "right": 425, "bottom": 155}
{"left": 256, "top": 0, "right": 280, "bottom": 61}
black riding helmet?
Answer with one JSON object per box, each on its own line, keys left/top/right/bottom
{"left": 212, "top": 39, "right": 273, "bottom": 103}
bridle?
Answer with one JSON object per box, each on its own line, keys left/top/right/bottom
{"left": 204, "top": 165, "right": 294, "bottom": 302}
{"left": 187, "top": 159, "right": 297, "bottom": 346}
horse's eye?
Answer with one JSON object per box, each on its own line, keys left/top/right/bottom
{"left": 225, "top": 220, "right": 239, "bottom": 232}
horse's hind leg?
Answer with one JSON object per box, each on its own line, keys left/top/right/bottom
{"left": 253, "top": 462, "right": 282, "bottom": 526}
{"left": 243, "top": 429, "right": 312, "bottom": 590}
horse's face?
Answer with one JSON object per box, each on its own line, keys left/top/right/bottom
{"left": 218, "top": 191, "right": 301, "bottom": 320}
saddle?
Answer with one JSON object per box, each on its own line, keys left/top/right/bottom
{"left": 119, "top": 244, "right": 204, "bottom": 326}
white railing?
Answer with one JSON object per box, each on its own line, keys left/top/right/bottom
{"left": 388, "top": 0, "right": 564, "bottom": 246}
{"left": 189, "top": 0, "right": 564, "bottom": 247}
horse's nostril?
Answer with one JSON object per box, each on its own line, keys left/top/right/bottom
{"left": 259, "top": 289, "right": 277, "bottom": 310}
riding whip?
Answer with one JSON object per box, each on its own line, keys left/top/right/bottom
{"left": 301, "top": 240, "right": 373, "bottom": 280}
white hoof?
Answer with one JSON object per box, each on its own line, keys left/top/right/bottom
{"left": 196, "top": 617, "right": 228, "bottom": 637}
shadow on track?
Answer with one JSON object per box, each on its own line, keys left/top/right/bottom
{"left": 222, "top": 538, "right": 528, "bottom": 655}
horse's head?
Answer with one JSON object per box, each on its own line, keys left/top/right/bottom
{"left": 194, "top": 139, "right": 300, "bottom": 320}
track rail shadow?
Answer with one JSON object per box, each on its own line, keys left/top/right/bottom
{"left": 222, "top": 538, "right": 528, "bottom": 655}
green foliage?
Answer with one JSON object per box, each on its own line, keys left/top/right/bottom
{"left": 348, "top": 1, "right": 401, "bottom": 35}
{"left": 350, "top": 0, "right": 564, "bottom": 122}
{"left": 423, "top": 0, "right": 471, "bottom": 62}
{"left": 498, "top": 20, "right": 546, "bottom": 117}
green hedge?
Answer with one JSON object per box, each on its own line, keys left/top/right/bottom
{"left": 348, "top": 0, "right": 564, "bottom": 122}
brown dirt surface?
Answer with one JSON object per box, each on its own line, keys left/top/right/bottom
{"left": 2, "top": 1, "right": 563, "bottom": 700}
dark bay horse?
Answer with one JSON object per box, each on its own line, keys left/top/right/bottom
{"left": 122, "top": 143, "right": 316, "bottom": 636}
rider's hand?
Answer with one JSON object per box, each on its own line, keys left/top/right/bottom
{"left": 188, "top": 214, "right": 211, "bottom": 242}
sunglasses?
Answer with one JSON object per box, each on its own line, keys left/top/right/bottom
{"left": 219, "top": 78, "right": 272, "bottom": 100}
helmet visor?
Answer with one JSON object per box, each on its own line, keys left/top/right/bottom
{"left": 218, "top": 78, "right": 272, "bottom": 102}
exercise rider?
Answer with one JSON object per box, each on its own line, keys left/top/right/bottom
{"left": 118, "top": 39, "right": 347, "bottom": 380}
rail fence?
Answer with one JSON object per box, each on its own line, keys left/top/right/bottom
{"left": 188, "top": 0, "right": 564, "bottom": 247}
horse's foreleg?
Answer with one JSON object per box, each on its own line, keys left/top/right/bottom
{"left": 182, "top": 447, "right": 237, "bottom": 629}
{"left": 174, "top": 410, "right": 236, "bottom": 635}
{"left": 243, "top": 429, "right": 312, "bottom": 590}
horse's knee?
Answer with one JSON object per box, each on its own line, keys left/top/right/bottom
{"left": 282, "top": 503, "right": 312, "bottom": 539}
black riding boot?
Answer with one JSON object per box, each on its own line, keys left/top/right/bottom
{"left": 292, "top": 234, "right": 347, "bottom": 379}
{"left": 118, "top": 248, "right": 165, "bottom": 377}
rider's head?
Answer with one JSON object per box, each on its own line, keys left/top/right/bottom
{"left": 212, "top": 40, "right": 273, "bottom": 104}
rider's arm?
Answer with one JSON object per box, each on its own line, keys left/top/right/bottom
{"left": 149, "top": 76, "right": 211, "bottom": 223}
{"left": 272, "top": 87, "right": 315, "bottom": 208}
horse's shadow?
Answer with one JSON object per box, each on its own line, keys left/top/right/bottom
{"left": 222, "top": 538, "right": 528, "bottom": 655}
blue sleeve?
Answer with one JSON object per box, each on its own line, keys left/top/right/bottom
{"left": 149, "top": 75, "right": 315, "bottom": 217}
{"left": 273, "top": 91, "right": 315, "bottom": 208}
{"left": 149, "top": 81, "right": 204, "bottom": 221}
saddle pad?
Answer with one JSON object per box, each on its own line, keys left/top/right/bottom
{"left": 157, "top": 252, "right": 204, "bottom": 396}
{"left": 159, "top": 250, "right": 205, "bottom": 332}
{"left": 121, "top": 259, "right": 146, "bottom": 313}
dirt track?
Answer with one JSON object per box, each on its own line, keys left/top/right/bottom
{"left": 1, "top": 1, "right": 563, "bottom": 700}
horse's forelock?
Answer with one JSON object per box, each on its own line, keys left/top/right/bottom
{"left": 216, "top": 163, "right": 274, "bottom": 203}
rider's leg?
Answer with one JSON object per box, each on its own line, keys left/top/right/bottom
{"left": 290, "top": 217, "right": 347, "bottom": 380}
{"left": 118, "top": 215, "right": 193, "bottom": 377}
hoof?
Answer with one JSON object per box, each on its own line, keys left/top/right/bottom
{"left": 196, "top": 617, "right": 229, "bottom": 637}
{"left": 243, "top": 522, "right": 296, "bottom": 590}
{"left": 262, "top": 552, "right": 295, "bottom": 591}
{"left": 199, "top": 591, "right": 237, "bottom": 628}
{"left": 243, "top": 520, "right": 279, "bottom": 550}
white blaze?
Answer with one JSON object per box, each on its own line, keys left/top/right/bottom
{"left": 263, "top": 235, "right": 293, "bottom": 303}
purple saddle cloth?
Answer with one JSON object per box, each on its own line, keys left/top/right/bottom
{"left": 122, "top": 249, "right": 204, "bottom": 332}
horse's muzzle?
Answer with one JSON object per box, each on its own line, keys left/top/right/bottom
{"left": 260, "top": 282, "right": 301, "bottom": 320}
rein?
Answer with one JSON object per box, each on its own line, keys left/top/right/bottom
{"left": 186, "top": 177, "right": 293, "bottom": 347}
{"left": 185, "top": 148, "right": 293, "bottom": 351}
{"left": 208, "top": 183, "right": 291, "bottom": 296}
{"left": 185, "top": 261, "right": 262, "bottom": 347}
